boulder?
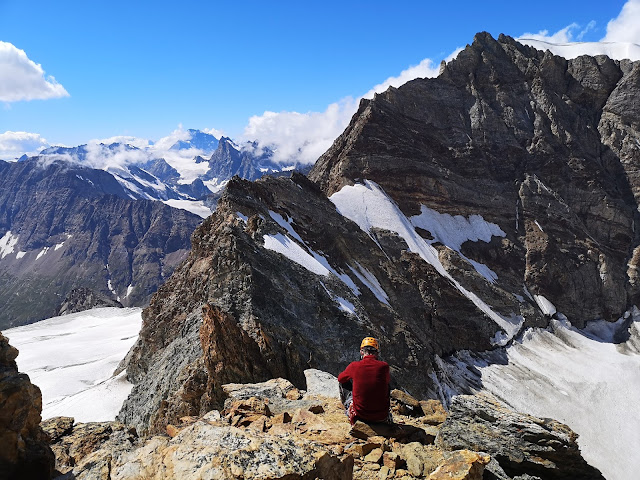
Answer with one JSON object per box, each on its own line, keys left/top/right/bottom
{"left": 305, "top": 368, "right": 341, "bottom": 398}
{"left": 0, "top": 332, "right": 54, "bottom": 479}
{"left": 436, "top": 394, "right": 604, "bottom": 479}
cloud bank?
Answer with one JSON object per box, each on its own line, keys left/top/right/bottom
{"left": 603, "top": 0, "right": 640, "bottom": 43}
{"left": 517, "top": 1, "right": 640, "bottom": 60}
{"left": 0, "top": 41, "right": 69, "bottom": 102}
{"left": 0, "top": 131, "right": 49, "bottom": 160}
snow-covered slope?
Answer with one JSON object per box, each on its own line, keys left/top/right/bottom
{"left": 518, "top": 38, "right": 640, "bottom": 61}
{"left": 478, "top": 312, "right": 640, "bottom": 480}
{"left": 4, "top": 307, "right": 142, "bottom": 422}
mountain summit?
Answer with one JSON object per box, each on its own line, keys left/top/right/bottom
{"left": 118, "top": 31, "right": 640, "bottom": 453}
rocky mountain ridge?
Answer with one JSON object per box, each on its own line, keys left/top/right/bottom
{"left": 117, "top": 31, "right": 640, "bottom": 448}
{"left": 0, "top": 337, "right": 602, "bottom": 480}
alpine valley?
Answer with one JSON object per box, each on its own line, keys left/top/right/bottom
{"left": 2, "top": 32, "right": 640, "bottom": 480}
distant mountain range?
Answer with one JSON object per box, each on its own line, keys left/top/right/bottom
{"left": 31, "top": 130, "right": 310, "bottom": 212}
{"left": 0, "top": 130, "right": 311, "bottom": 327}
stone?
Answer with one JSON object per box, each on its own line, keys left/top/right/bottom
{"left": 41, "top": 416, "right": 75, "bottom": 443}
{"left": 364, "top": 448, "right": 384, "bottom": 464}
{"left": 309, "top": 404, "right": 325, "bottom": 414}
{"left": 428, "top": 450, "right": 490, "bottom": 480}
{"left": 436, "top": 394, "right": 604, "bottom": 479}
{"left": 63, "top": 420, "right": 353, "bottom": 480}
{"left": 350, "top": 421, "right": 435, "bottom": 444}
{"left": 0, "top": 332, "right": 54, "bottom": 479}
{"left": 419, "top": 400, "right": 447, "bottom": 425}
{"left": 166, "top": 424, "right": 180, "bottom": 437}
{"left": 398, "top": 443, "right": 444, "bottom": 478}
{"left": 304, "top": 368, "right": 341, "bottom": 398}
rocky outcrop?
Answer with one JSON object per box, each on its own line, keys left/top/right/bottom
{"left": 436, "top": 394, "right": 604, "bottom": 479}
{"left": 54, "top": 372, "right": 598, "bottom": 480}
{"left": 120, "top": 33, "right": 640, "bottom": 435}
{"left": 56, "top": 287, "right": 123, "bottom": 316}
{"left": 0, "top": 157, "right": 202, "bottom": 328}
{"left": 0, "top": 332, "right": 54, "bottom": 479}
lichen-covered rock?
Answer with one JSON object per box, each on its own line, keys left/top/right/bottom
{"left": 436, "top": 394, "right": 604, "bottom": 479}
{"left": 428, "top": 450, "right": 490, "bottom": 480}
{"left": 53, "top": 417, "right": 353, "bottom": 480}
{"left": 0, "top": 332, "right": 54, "bottom": 479}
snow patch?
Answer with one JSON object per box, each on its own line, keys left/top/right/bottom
{"left": 348, "top": 262, "right": 389, "bottom": 305}
{"left": 330, "top": 181, "right": 523, "bottom": 342}
{"left": 263, "top": 233, "right": 330, "bottom": 276}
{"left": 5, "top": 307, "right": 143, "bottom": 422}
{"left": 534, "top": 220, "right": 544, "bottom": 232}
{"left": 265, "top": 212, "right": 360, "bottom": 297}
{"left": 36, "top": 247, "right": 49, "bottom": 260}
{"left": 336, "top": 296, "right": 356, "bottom": 314}
{"left": 16, "top": 251, "right": 26, "bottom": 259}
{"left": 236, "top": 212, "right": 248, "bottom": 223}
{"left": 0, "top": 231, "right": 19, "bottom": 259}
{"left": 125, "top": 284, "right": 134, "bottom": 298}
{"left": 534, "top": 294, "right": 556, "bottom": 316}
{"left": 162, "top": 199, "right": 211, "bottom": 218}
{"left": 409, "top": 206, "right": 504, "bottom": 283}
{"left": 54, "top": 242, "right": 64, "bottom": 251}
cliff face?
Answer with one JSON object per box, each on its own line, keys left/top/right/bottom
{"left": 119, "top": 33, "right": 640, "bottom": 435}
{"left": 0, "top": 158, "right": 203, "bottom": 328}
{"left": 0, "top": 332, "right": 54, "bottom": 479}
{"left": 310, "top": 32, "right": 640, "bottom": 326}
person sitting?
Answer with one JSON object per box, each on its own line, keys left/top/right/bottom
{"left": 338, "top": 337, "right": 391, "bottom": 425}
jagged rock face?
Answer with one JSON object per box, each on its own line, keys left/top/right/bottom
{"left": 0, "top": 158, "right": 202, "bottom": 328}
{"left": 0, "top": 332, "right": 54, "bottom": 479}
{"left": 120, "top": 33, "right": 640, "bottom": 434}
{"left": 310, "top": 32, "right": 640, "bottom": 327}
{"left": 120, "top": 173, "right": 510, "bottom": 433}
{"left": 436, "top": 394, "right": 604, "bottom": 479}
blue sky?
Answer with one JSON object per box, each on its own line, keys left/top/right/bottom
{"left": 0, "top": 0, "right": 636, "bottom": 161}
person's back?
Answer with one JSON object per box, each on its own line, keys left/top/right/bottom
{"left": 338, "top": 337, "right": 390, "bottom": 423}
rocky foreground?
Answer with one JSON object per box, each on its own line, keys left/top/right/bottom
{"left": 30, "top": 370, "right": 599, "bottom": 480}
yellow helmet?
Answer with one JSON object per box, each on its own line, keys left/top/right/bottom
{"left": 360, "top": 337, "right": 379, "bottom": 350}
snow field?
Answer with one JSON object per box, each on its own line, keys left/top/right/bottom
{"left": 479, "top": 314, "right": 640, "bottom": 480}
{"left": 5, "top": 307, "right": 143, "bottom": 422}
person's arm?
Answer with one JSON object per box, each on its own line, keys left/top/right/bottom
{"left": 338, "top": 362, "right": 354, "bottom": 384}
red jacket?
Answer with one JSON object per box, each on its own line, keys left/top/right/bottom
{"left": 338, "top": 355, "right": 390, "bottom": 422}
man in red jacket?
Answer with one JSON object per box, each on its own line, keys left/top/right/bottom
{"left": 338, "top": 337, "right": 391, "bottom": 425}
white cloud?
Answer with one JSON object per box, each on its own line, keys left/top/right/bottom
{"left": 517, "top": 2, "right": 640, "bottom": 62}
{"left": 202, "top": 127, "right": 224, "bottom": 140}
{"left": 518, "top": 23, "right": 580, "bottom": 44}
{"left": 0, "top": 41, "right": 69, "bottom": 102}
{"left": 243, "top": 97, "right": 359, "bottom": 165}
{"left": 0, "top": 131, "right": 49, "bottom": 160}
{"left": 603, "top": 0, "right": 640, "bottom": 43}
{"left": 243, "top": 48, "right": 463, "bottom": 165}
{"left": 84, "top": 141, "right": 149, "bottom": 170}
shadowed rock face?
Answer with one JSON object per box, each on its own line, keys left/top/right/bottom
{"left": 0, "top": 158, "right": 203, "bottom": 328}
{"left": 119, "top": 33, "right": 640, "bottom": 434}
{"left": 0, "top": 332, "right": 54, "bottom": 479}
{"left": 310, "top": 32, "right": 640, "bottom": 326}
